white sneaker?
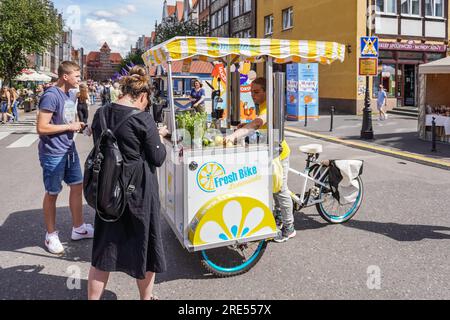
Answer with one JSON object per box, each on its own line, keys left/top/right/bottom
{"left": 71, "top": 223, "right": 94, "bottom": 241}
{"left": 45, "top": 231, "right": 65, "bottom": 255}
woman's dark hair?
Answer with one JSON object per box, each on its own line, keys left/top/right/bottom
{"left": 119, "top": 66, "right": 152, "bottom": 99}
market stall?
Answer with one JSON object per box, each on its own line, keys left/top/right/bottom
{"left": 418, "top": 56, "right": 450, "bottom": 144}
{"left": 142, "top": 37, "right": 345, "bottom": 276}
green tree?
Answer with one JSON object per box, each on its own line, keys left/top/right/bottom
{"left": 0, "top": 0, "right": 62, "bottom": 86}
{"left": 118, "top": 49, "right": 144, "bottom": 72}
{"left": 155, "top": 17, "right": 209, "bottom": 45}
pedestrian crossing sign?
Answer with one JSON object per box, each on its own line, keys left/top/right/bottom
{"left": 361, "top": 37, "right": 379, "bottom": 58}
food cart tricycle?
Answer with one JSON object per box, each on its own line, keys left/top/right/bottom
{"left": 142, "top": 37, "right": 347, "bottom": 277}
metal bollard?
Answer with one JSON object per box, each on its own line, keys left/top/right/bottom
{"left": 330, "top": 106, "right": 335, "bottom": 132}
{"left": 304, "top": 104, "right": 308, "bottom": 127}
{"left": 431, "top": 117, "right": 437, "bottom": 152}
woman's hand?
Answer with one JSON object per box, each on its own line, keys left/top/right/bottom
{"left": 159, "top": 126, "right": 169, "bottom": 137}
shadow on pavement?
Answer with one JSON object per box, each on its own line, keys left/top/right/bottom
{"left": 344, "top": 220, "right": 450, "bottom": 242}
{"left": 293, "top": 213, "right": 450, "bottom": 242}
{"left": 0, "top": 206, "right": 95, "bottom": 263}
{"left": 0, "top": 265, "right": 117, "bottom": 300}
{"left": 155, "top": 219, "right": 210, "bottom": 284}
{"left": 0, "top": 206, "right": 210, "bottom": 284}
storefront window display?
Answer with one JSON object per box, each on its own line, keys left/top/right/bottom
{"left": 373, "top": 64, "right": 396, "bottom": 98}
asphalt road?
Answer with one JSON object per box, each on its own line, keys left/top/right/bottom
{"left": 0, "top": 113, "right": 449, "bottom": 300}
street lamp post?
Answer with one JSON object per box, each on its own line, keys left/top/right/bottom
{"left": 361, "top": 0, "right": 374, "bottom": 139}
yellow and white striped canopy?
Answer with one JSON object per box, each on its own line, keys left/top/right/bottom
{"left": 142, "top": 36, "right": 345, "bottom": 66}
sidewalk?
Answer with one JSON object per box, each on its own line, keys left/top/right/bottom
{"left": 285, "top": 114, "right": 450, "bottom": 170}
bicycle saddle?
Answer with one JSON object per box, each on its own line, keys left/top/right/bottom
{"left": 299, "top": 144, "right": 323, "bottom": 154}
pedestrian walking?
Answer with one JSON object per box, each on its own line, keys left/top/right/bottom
{"left": 10, "top": 87, "right": 19, "bottom": 122}
{"left": 377, "top": 84, "right": 388, "bottom": 121}
{"left": 36, "top": 61, "right": 94, "bottom": 255}
{"left": 110, "top": 82, "right": 122, "bottom": 103}
{"left": 89, "top": 83, "right": 96, "bottom": 105}
{"left": 101, "top": 81, "right": 112, "bottom": 106}
{"left": 1, "top": 86, "right": 12, "bottom": 124}
{"left": 87, "top": 66, "right": 168, "bottom": 300}
{"left": 225, "top": 77, "right": 295, "bottom": 243}
{"left": 77, "top": 84, "right": 90, "bottom": 125}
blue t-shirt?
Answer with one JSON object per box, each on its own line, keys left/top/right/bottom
{"left": 190, "top": 88, "right": 205, "bottom": 106}
{"left": 377, "top": 90, "right": 387, "bottom": 105}
{"left": 38, "top": 86, "right": 77, "bottom": 156}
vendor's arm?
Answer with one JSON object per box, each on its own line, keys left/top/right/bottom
{"left": 226, "top": 117, "right": 264, "bottom": 143}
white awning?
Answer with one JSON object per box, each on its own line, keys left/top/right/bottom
{"left": 419, "top": 56, "right": 450, "bottom": 74}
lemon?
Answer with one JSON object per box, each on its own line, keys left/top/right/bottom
{"left": 215, "top": 135, "right": 224, "bottom": 146}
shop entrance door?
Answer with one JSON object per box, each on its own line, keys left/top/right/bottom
{"left": 404, "top": 65, "right": 416, "bottom": 107}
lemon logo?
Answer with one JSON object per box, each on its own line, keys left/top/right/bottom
{"left": 189, "top": 194, "right": 277, "bottom": 246}
{"left": 197, "top": 162, "right": 226, "bottom": 193}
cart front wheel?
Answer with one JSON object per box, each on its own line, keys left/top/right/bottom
{"left": 200, "top": 240, "right": 267, "bottom": 277}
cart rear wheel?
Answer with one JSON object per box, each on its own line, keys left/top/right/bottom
{"left": 200, "top": 240, "right": 267, "bottom": 277}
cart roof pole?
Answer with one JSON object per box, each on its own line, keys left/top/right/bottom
{"left": 266, "top": 56, "right": 274, "bottom": 212}
{"left": 166, "top": 61, "right": 178, "bottom": 149}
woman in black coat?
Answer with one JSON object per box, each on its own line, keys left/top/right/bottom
{"left": 88, "top": 66, "right": 168, "bottom": 300}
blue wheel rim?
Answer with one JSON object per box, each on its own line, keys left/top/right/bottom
{"left": 320, "top": 182, "right": 362, "bottom": 222}
{"left": 201, "top": 241, "right": 265, "bottom": 273}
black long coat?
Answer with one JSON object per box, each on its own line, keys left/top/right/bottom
{"left": 90, "top": 103, "right": 167, "bottom": 279}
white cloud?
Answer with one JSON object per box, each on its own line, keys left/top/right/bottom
{"left": 92, "top": 10, "right": 115, "bottom": 19}
{"left": 80, "top": 18, "right": 139, "bottom": 56}
{"left": 117, "top": 4, "right": 137, "bottom": 16}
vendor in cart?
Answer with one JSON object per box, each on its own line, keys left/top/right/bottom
{"left": 189, "top": 79, "right": 206, "bottom": 113}
{"left": 225, "top": 77, "right": 295, "bottom": 243}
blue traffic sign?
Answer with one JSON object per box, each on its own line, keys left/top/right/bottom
{"left": 360, "top": 36, "right": 379, "bottom": 58}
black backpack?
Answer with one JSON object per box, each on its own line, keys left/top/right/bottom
{"left": 83, "top": 106, "right": 143, "bottom": 222}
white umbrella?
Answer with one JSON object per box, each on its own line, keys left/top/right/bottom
{"left": 15, "top": 69, "right": 51, "bottom": 82}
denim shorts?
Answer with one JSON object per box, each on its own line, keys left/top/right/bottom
{"left": 39, "top": 152, "right": 83, "bottom": 195}
{"left": 0, "top": 102, "right": 8, "bottom": 113}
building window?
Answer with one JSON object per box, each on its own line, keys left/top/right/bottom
{"left": 282, "top": 7, "right": 294, "bottom": 30}
{"left": 223, "top": 5, "right": 229, "bottom": 23}
{"left": 425, "top": 0, "right": 444, "bottom": 17}
{"left": 233, "top": 0, "right": 240, "bottom": 17}
{"left": 265, "top": 15, "right": 274, "bottom": 36}
{"left": 243, "top": 0, "right": 251, "bottom": 13}
{"left": 376, "top": 0, "right": 397, "bottom": 14}
{"left": 217, "top": 9, "right": 222, "bottom": 26}
{"left": 400, "top": 0, "right": 421, "bottom": 16}
{"left": 211, "top": 12, "right": 217, "bottom": 29}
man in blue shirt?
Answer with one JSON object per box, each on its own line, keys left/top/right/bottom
{"left": 37, "top": 61, "right": 94, "bottom": 255}
{"left": 377, "top": 84, "right": 388, "bottom": 121}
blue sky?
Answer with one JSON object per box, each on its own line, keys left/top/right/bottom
{"left": 53, "top": 0, "right": 165, "bottom": 57}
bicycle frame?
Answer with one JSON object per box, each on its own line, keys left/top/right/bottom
{"left": 289, "top": 154, "right": 330, "bottom": 210}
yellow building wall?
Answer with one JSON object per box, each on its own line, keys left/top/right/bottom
{"left": 257, "top": 0, "right": 362, "bottom": 113}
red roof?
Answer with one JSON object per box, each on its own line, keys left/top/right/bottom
{"left": 86, "top": 50, "right": 122, "bottom": 65}
{"left": 86, "top": 52, "right": 100, "bottom": 63}
{"left": 149, "top": 60, "right": 213, "bottom": 75}
{"left": 110, "top": 53, "right": 123, "bottom": 64}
